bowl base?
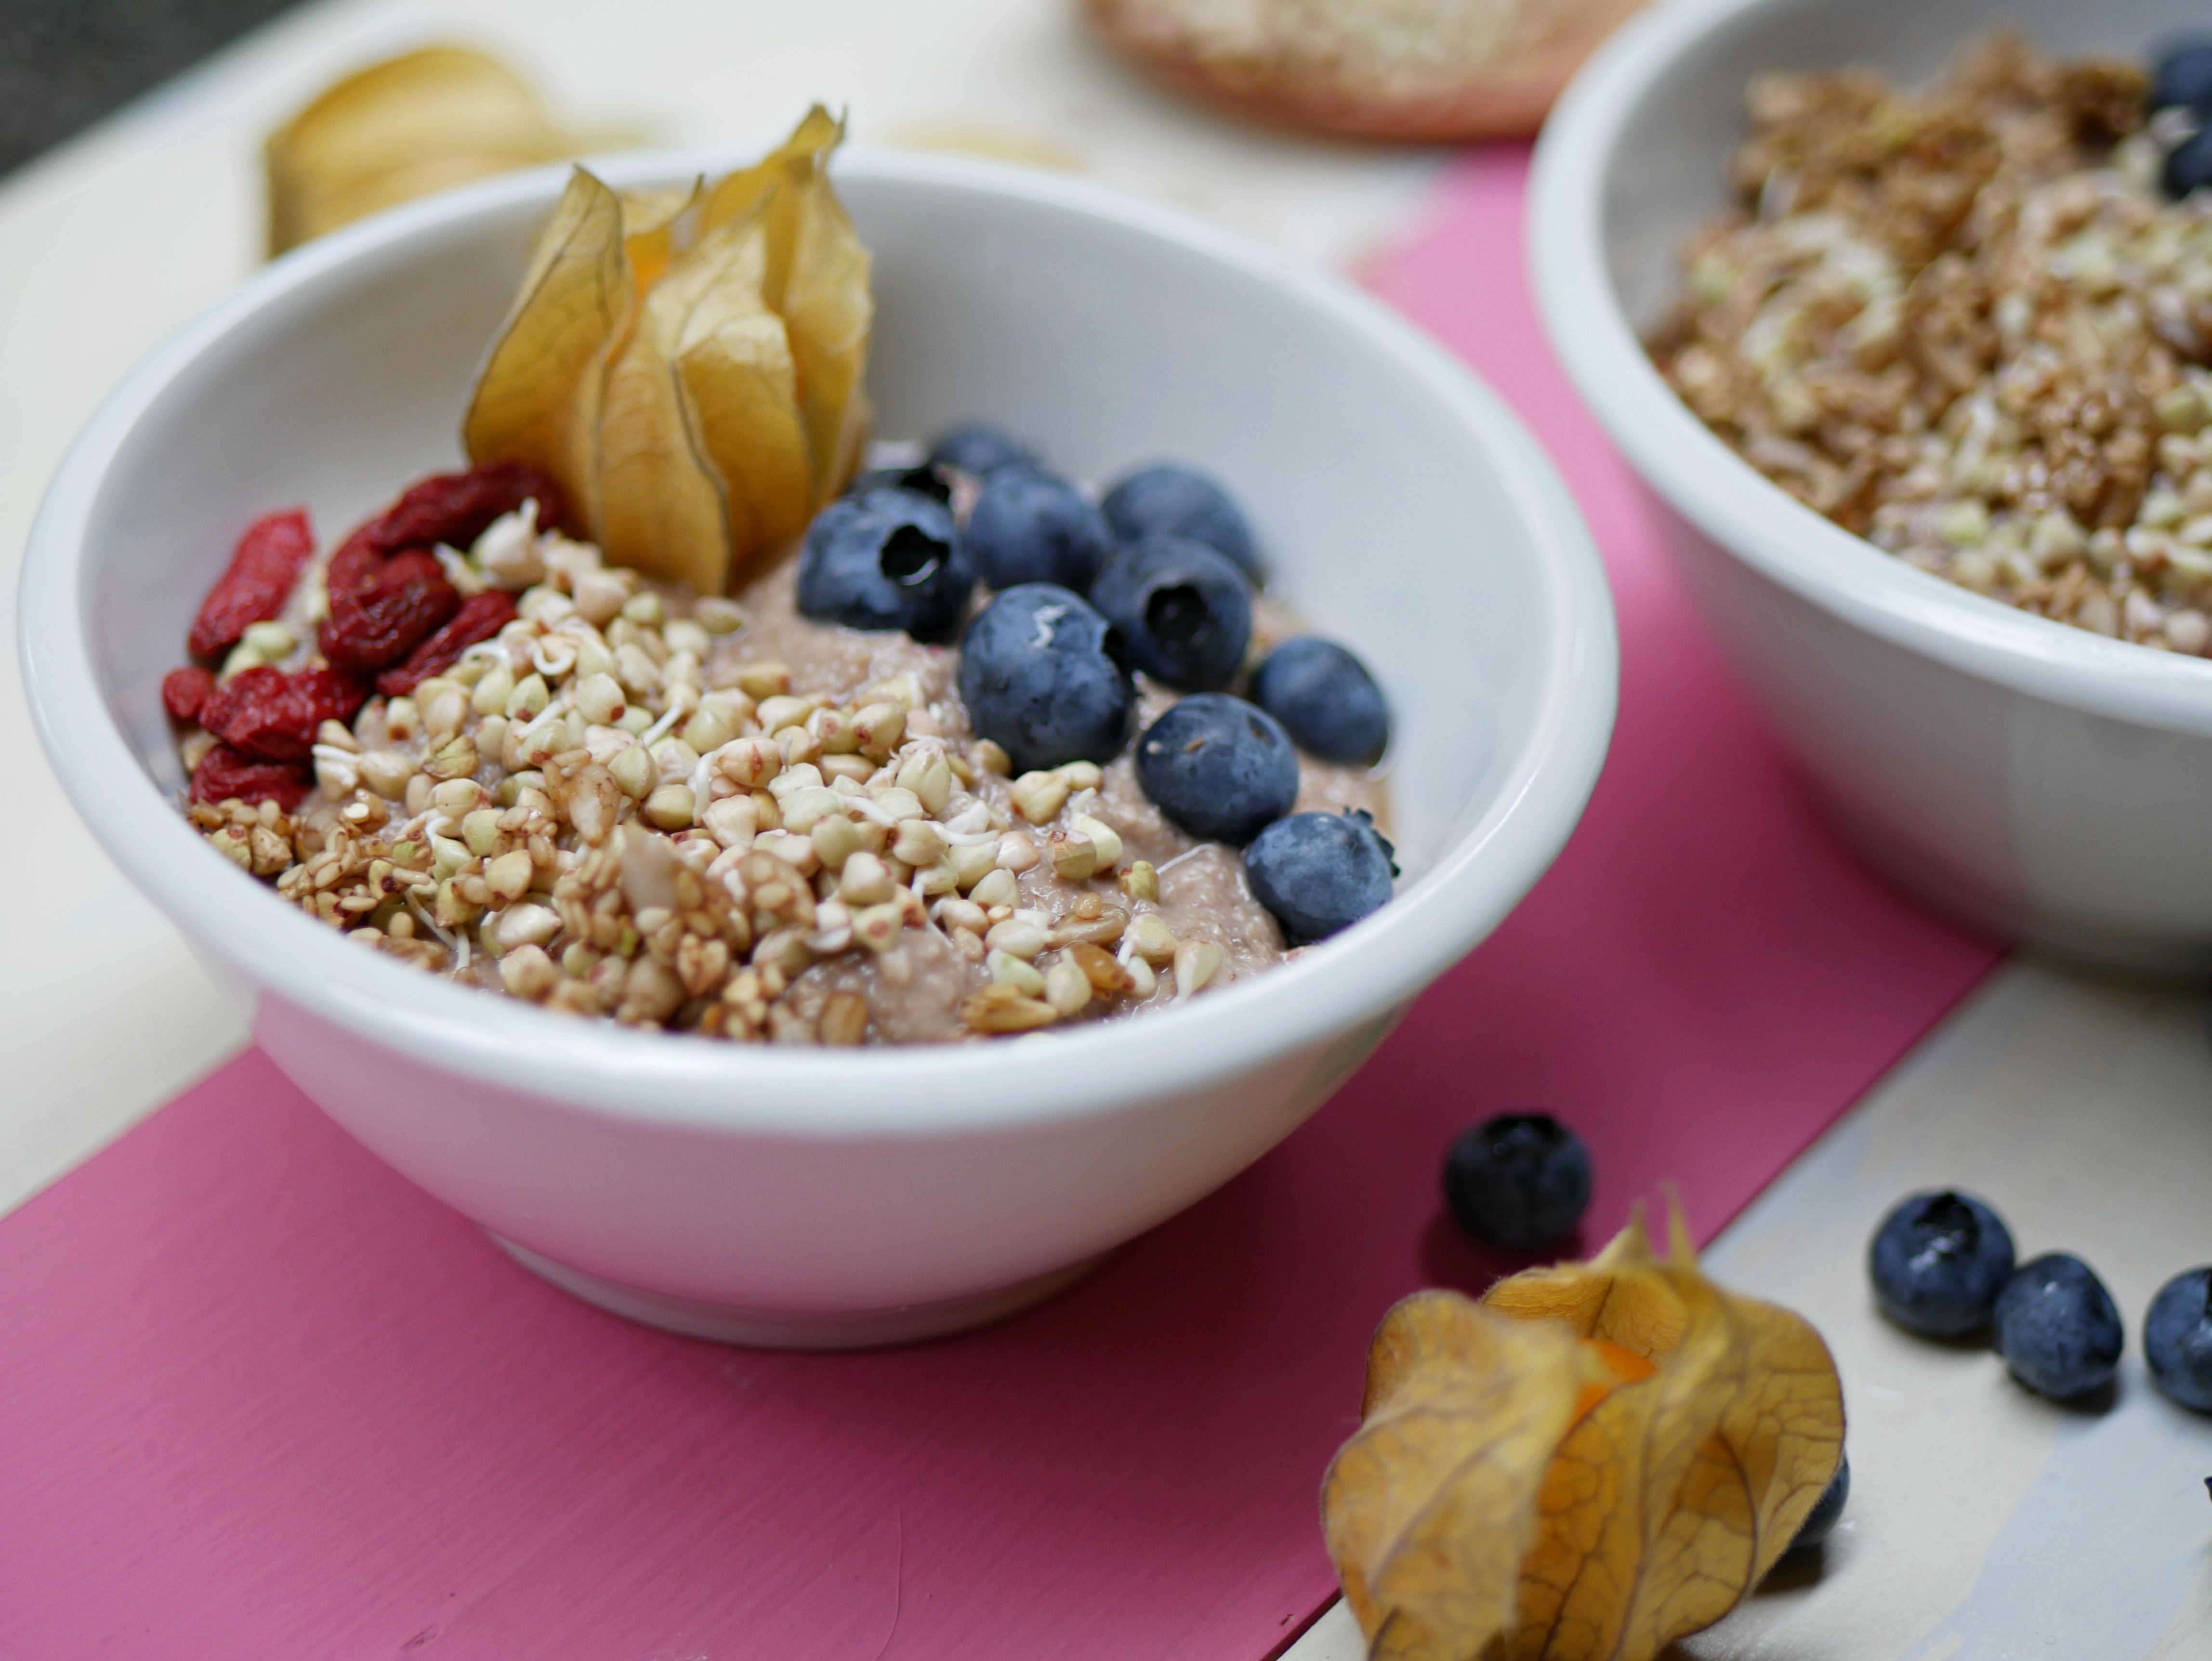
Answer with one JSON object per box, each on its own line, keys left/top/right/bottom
{"left": 490, "top": 1236, "right": 1106, "bottom": 1349}
{"left": 1803, "top": 781, "right": 2212, "bottom": 981}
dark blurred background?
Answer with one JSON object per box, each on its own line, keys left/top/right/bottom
{"left": 1, "top": 0, "right": 301, "bottom": 175}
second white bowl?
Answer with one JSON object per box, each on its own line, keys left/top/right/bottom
{"left": 1534, "top": 0, "right": 2212, "bottom": 973}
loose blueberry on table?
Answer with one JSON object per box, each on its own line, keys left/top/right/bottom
{"left": 1785, "top": 1452, "right": 1850, "bottom": 1556}
{"left": 2145, "top": 1266, "right": 2212, "bottom": 1411}
{"left": 1868, "top": 1189, "right": 2017, "bottom": 1338}
{"left": 1441, "top": 1112, "right": 1594, "bottom": 1252}
{"left": 1992, "top": 1252, "right": 2123, "bottom": 1402}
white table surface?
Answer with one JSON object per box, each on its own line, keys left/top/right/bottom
{"left": 4, "top": 4, "right": 2208, "bottom": 1657}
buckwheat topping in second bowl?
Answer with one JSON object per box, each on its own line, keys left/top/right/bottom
{"left": 1651, "top": 33, "right": 2212, "bottom": 654}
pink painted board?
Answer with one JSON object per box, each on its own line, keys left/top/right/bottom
{"left": 0, "top": 146, "right": 2000, "bottom": 1660}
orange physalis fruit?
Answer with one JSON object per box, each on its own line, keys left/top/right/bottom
{"left": 1321, "top": 1205, "right": 1844, "bottom": 1661}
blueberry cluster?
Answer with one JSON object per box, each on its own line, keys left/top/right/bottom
{"left": 796, "top": 421, "right": 1400, "bottom": 946}
{"left": 2153, "top": 38, "right": 2212, "bottom": 200}
{"left": 1868, "top": 1189, "right": 2122, "bottom": 1400}
{"left": 1867, "top": 1189, "right": 2212, "bottom": 1411}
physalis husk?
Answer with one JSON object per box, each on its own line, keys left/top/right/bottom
{"left": 462, "top": 107, "right": 872, "bottom": 595}
{"left": 264, "top": 46, "right": 608, "bottom": 255}
{"left": 1322, "top": 1205, "right": 1844, "bottom": 1661}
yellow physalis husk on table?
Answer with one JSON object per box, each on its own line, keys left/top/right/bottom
{"left": 462, "top": 106, "right": 872, "bottom": 595}
{"left": 264, "top": 46, "right": 611, "bottom": 256}
{"left": 1321, "top": 1205, "right": 1844, "bottom": 1661}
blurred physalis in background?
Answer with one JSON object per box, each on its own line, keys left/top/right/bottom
{"left": 265, "top": 46, "right": 622, "bottom": 255}
{"left": 1082, "top": 0, "right": 1649, "bottom": 140}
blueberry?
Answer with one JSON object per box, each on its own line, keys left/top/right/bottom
{"left": 1101, "top": 464, "right": 1260, "bottom": 580}
{"left": 956, "top": 584, "right": 1135, "bottom": 773}
{"left": 1441, "top": 1113, "right": 1593, "bottom": 1251}
{"left": 851, "top": 461, "right": 952, "bottom": 504}
{"left": 2153, "top": 38, "right": 2212, "bottom": 114}
{"left": 928, "top": 422, "right": 1034, "bottom": 478}
{"left": 1133, "top": 693, "right": 1297, "bottom": 844}
{"left": 1786, "top": 1454, "right": 1850, "bottom": 1556}
{"left": 1993, "top": 1252, "right": 2123, "bottom": 1401}
{"left": 1089, "top": 535, "right": 1252, "bottom": 692}
{"left": 1867, "top": 1189, "right": 2016, "bottom": 1338}
{"left": 797, "top": 488, "right": 973, "bottom": 643}
{"left": 967, "top": 469, "right": 1113, "bottom": 591}
{"left": 2165, "top": 126, "right": 2212, "bottom": 200}
{"left": 1251, "top": 636, "right": 1392, "bottom": 765}
{"left": 2145, "top": 1267, "right": 2212, "bottom": 1411}
{"left": 1245, "top": 810, "right": 1397, "bottom": 944}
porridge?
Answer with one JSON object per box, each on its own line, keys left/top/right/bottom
{"left": 165, "top": 437, "right": 1397, "bottom": 1044}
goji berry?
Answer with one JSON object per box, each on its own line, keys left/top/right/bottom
{"left": 199, "top": 664, "right": 368, "bottom": 762}
{"left": 322, "top": 524, "right": 383, "bottom": 599}
{"left": 316, "top": 463, "right": 560, "bottom": 672}
{"left": 161, "top": 665, "right": 217, "bottom": 723}
{"left": 360, "top": 462, "right": 571, "bottom": 556}
{"left": 376, "top": 591, "right": 519, "bottom": 696}
{"left": 320, "top": 549, "right": 460, "bottom": 674}
{"left": 189, "top": 744, "right": 311, "bottom": 810}
{"left": 186, "top": 509, "right": 315, "bottom": 659}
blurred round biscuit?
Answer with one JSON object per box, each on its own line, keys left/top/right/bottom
{"left": 1082, "top": 0, "right": 1650, "bottom": 140}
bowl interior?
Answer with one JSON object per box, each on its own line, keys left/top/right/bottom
{"left": 1604, "top": 0, "right": 2209, "bottom": 331}
{"left": 85, "top": 153, "right": 1565, "bottom": 884}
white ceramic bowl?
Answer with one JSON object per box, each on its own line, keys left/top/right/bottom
{"left": 1534, "top": 0, "right": 2212, "bottom": 973}
{"left": 21, "top": 151, "right": 1615, "bottom": 1346}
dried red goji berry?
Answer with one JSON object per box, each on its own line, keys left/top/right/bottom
{"left": 319, "top": 549, "right": 460, "bottom": 674}
{"left": 186, "top": 509, "right": 316, "bottom": 659}
{"left": 376, "top": 591, "right": 519, "bottom": 696}
{"left": 360, "top": 461, "right": 571, "bottom": 556}
{"left": 199, "top": 664, "right": 368, "bottom": 762}
{"left": 315, "top": 463, "right": 560, "bottom": 673}
{"left": 322, "top": 524, "right": 382, "bottom": 599}
{"left": 189, "top": 743, "right": 311, "bottom": 810}
{"left": 161, "top": 665, "right": 217, "bottom": 723}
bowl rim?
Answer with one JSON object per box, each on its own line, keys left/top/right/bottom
{"left": 21, "top": 146, "right": 1618, "bottom": 1138}
{"left": 1530, "top": 0, "right": 2212, "bottom": 736}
